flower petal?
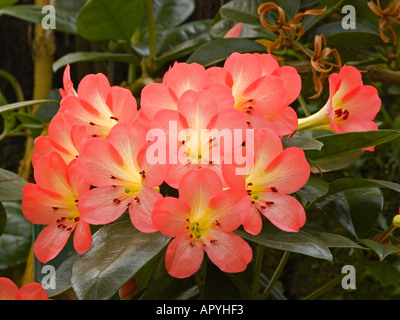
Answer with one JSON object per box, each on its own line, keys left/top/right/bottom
{"left": 129, "top": 187, "right": 162, "bottom": 233}
{"left": 152, "top": 197, "right": 192, "bottom": 237}
{"left": 0, "top": 278, "right": 19, "bottom": 300}
{"left": 257, "top": 192, "right": 306, "bottom": 232}
{"left": 165, "top": 235, "right": 204, "bottom": 278}
{"left": 33, "top": 222, "right": 73, "bottom": 263}
{"left": 16, "top": 283, "right": 49, "bottom": 300}
{"left": 78, "top": 186, "right": 130, "bottom": 225}
{"left": 73, "top": 220, "right": 93, "bottom": 254}
{"left": 203, "top": 230, "right": 252, "bottom": 273}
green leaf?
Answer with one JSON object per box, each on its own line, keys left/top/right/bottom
{"left": 45, "top": 252, "right": 78, "bottom": 298}
{"left": 360, "top": 239, "right": 400, "bottom": 261}
{"left": 220, "top": 0, "right": 264, "bottom": 25}
{"left": 76, "top": 0, "right": 145, "bottom": 41}
{"left": 0, "top": 202, "right": 32, "bottom": 269}
{"left": 296, "top": 174, "right": 329, "bottom": 205}
{"left": 0, "top": 202, "right": 6, "bottom": 237}
{"left": 0, "top": 168, "right": 27, "bottom": 201}
{"left": 71, "top": 217, "right": 170, "bottom": 300}
{"left": 309, "top": 21, "right": 382, "bottom": 47}
{"left": 282, "top": 131, "right": 324, "bottom": 151}
{"left": 0, "top": 0, "right": 17, "bottom": 9}
{"left": 236, "top": 221, "right": 361, "bottom": 262}
{"left": 0, "top": 99, "right": 59, "bottom": 114}
{"left": 156, "top": 20, "right": 212, "bottom": 57}
{"left": 53, "top": 52, "right": 141, "bottom": 73}
{"left": 316, "top": 188, "right": 383, "bottom": 239}
{"left": 0, "top": 5, "right": 77, "bottom": 34}
{"left": 152, "top": 0, "right": 195, "bottom": 29}
{"left": 327, "top": 178, "right": 400, "bottom": 197}
{"left": 305, "top": 130, "right": 400, "bottom": 171}
{"left": 365, "top": 261, "right": 400, "bottom": 286}
{"left": 187, "top": 38, "right": 266, "bottom": 67}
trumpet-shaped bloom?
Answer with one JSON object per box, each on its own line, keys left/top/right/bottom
{"left": 222, "top": 128, "right": 310, "bottom": 235}
{"left": 59, "top": 64, "right": 77, "bottom": 98}
{"left": 59, "top": 70, "right": 137, "bottom": 138}
{"left": 152, "top": 169, "right": 252, "bottom": 278}
{"left": 22, "top": 153, "right": 92, "bottom": 263}
{"left": 150, "top": 89, "right": 248, "bottom": 188}
{"left": 0, "top": 278, "right": 49, "bottom": 300}
{"left": 297, "top": 66, "right": 381, "bottom": 136}
{"left": 32, "top": 111, "right": 88, "bottom": 167}
{"left": 138, "top": 61, "right": 235, "bottom": 128}
{"left": 206, "top": 52, "right": 301, "bottom": 136}
{"left": 77, "top": 122, "right": 169, "bottom": 232}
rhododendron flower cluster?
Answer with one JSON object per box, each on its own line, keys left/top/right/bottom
{"left": 22, "top": 52, "right": 381, "bottom": 279}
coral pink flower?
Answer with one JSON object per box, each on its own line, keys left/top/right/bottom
{"left": 138, "top": 61, "right": 234, "bottom": 128}
{"left": 206, "top": 52, "right": 301, "bottom": 136}
{"left": 22, "top": 153, "right": 92, "bottom": 263}
{"left": 297, "top": 65, "right": 381, "bottom": 135}
{"left": 0, "top": 278, "right": 49, "bottom": 300}
{"left": 152, "top": 169, "right": 252, "bottom": 278}
{"left": 150, "top": 89, "right": 248, "bottom": 188}
{"left": 222, "top": 128, "right": 310, "bottom": 235}
{"left": 59, "top": 64, "right": 77, "bottom": 98}
{"left": 59, "top": 70, "right": 137, "bottom": 138}
{"left": 77, "top": 122, "right": 169, "bottom": 232}
{"left": 32, "top": 111, "right": 88, "bottom": 167}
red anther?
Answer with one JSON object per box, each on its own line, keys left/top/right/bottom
{"left": 270, "top": 187, "right": 278, "bottom": 192}
{"left": 190, "top": 242, "right": 196, "bottom": 246}
{"left": 92, "top": 134, "right": 98, "bottom": 137}
{"left": 343, "top": 110, "right": 349, "bottom": 120}
{"left": 74, "top": 217, "right": 80, "bottom": 222}
{"left": 110, "top": 175, "right": 116, "bottom": 179}
{"left": 52, "top": 207, "right": 58, "bottom": 210}
{"left": 215, "top": 220, "right": 221, "bottom": 226}
{"left": 110, "top": 116, "right": 119, "bottom": 121}
{"left": 89, "top": 122, "right": 96, "bottom": 126}
{"left": 265, "top": 201, "right": 275, "bottom": 205}
{"left": 335, "top": 109, "right": 343, "bottom": 118}
{"left": 248, "top": 99, "right": 254, "bottom": 102}
{"left": 56, "top": 217, "right": 66, "bottom": 223}
{"left": 113, "top": 198, "right": 121, "bottom": 204}
{"left": 260, "top": 205, "right": 266, "bottom": 209}
{"left": 66, "top": 227, "right": 72, "bottom": 231}
{"left": 210, "top": 239, "right": 217, "bottom": 244}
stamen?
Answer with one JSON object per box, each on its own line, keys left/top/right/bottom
{"left": 74, "top": 217, "right": 80, "bottom": 222}
{"left": 52, "top": 207, "right": 58, "bottom": 210}
{"left": 92, "top": 134, "right": 98, "bottom": 137}
{"left": 110, "top": 175, "right": 116, "bottom": 179}
{"left": 56, "top": 217, "right": 66, "bottom": 223}
{"left": 265, "top": 201, "right": 275, "bottom": 205}
{"left": 89, "top": 122, "right": 96, "bottom": 126}
{"left": 210, "top": 239, "right": 217, "bottom": 244}
{"left": 113, "top": 198, "right": 121, "bottom": 204}
{"left": 270, "top": 187, "right": 278, "bottom": 193}
{"left": 110, "top": 116, "right": 119, "bottom": 121}
{"left": 215, "top": 220, "right": 221, "bottom": 226}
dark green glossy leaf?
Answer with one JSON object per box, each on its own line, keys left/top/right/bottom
{"left": 360, "top": 239, "right": 400, "bottom": 261}
{"left": 0, "top": 99, "right": 59, "bottom": 114}
{"left": 71, "top": 217, "right": 170, "bottom": 300}
{"left": 236, "top": 221, "right": 361, "bottom": 262}
{"left": 45, "top": 252, "right": 78, "bottom": 298}
{"left": 296, "top": 174, "right": 329, "bottom": 205}
{"left": 316, "top": 188, "right": 383, "bottom": 239}
{"left": 0, "top": 5, "right": 77, "bottom": 34}
{"left": 0, "top": 202, "right": 32, "bottom": 269}
{"left": 187, "top": 38, "right": 266, "bottom": 67}
{"left": 310, "top": 21, "right": 381, "bottom": 47}
{"left": 282, "top": 131, "right": 324, "bottom": 151}
{"left": 76, "top": 0, "right": 145, "bottom": 41}
{"left": 220, "top": 0, "right": 264, "bottom": 25}
{"left": 156, "top": 20, "right": 212, "bottom": 57}
{"left": 0, "top": 202, "right": 6, "bottom": 237}
{"left": 0, "top": 168, "right": 27, "bottom": 201}
{"left": 305, "top": 130, "right": 400, "bottom": 171}
{"left": 53, "top": 52, "right": 141, "bottom": 73}
{"left": 327, "top": 178, "right": 400, "bottom": 197}
{"left": 153, "top": 0, "right": 195, "bottom": 29}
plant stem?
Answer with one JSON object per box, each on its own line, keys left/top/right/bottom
{"left": 0, "top": 69, "right": 25, "bottom": 102}
{"left": 145, "top": 0, "right": 157, "bottom": 64}
{"left": 297, "top": 93, "right": 311, "bottom": 117}
{"left": 251, "top": 244, "right": 265, "bottom": 299}
{"left": 194, "top": 272, "right": 205, "bottom": 299}
{"left": 260, "top": 251, "right": 290, "bottom": 300}
{"left": 302, "top": 272, "right": 345, "bottom": 300}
